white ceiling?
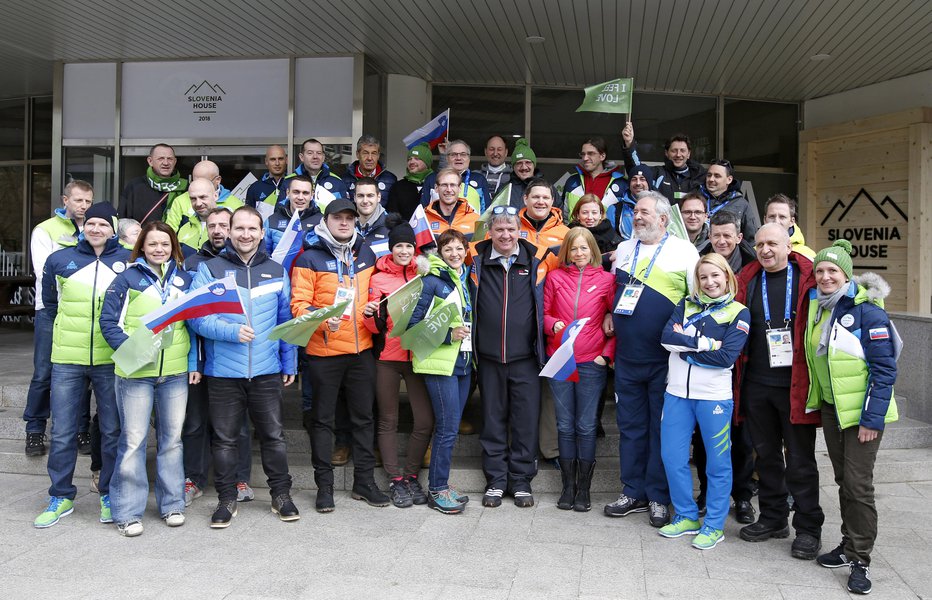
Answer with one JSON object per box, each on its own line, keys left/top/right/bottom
{"left": 2, "top": 0, "right": 931, "bottom": 101}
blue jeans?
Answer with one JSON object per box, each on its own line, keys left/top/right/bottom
{"left": 661, "top": 392, "right": 734, "bottom": 530}
{"left": 424, "top": 370, "right": 471, "bottom": 492}
{"left": 548, "top": 361, "right": 607, "bottom": 462}
{"left": 111, "top": 374, "right": 188, "bottom": 522}
{"left": 47, "top": 363, "right": 119, "bottom": 499}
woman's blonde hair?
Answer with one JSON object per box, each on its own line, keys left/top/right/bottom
{"left": 558, "top": 227, "right": 602, "bottom": 268}
{"left": 692, "top": 252, "right": 738, "bottom": 298}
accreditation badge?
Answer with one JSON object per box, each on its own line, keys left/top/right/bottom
{"left": 613, "top": 283, "right": 644, "bottom": 316}
{"left": 766, "top": 327, "right": 793, "bottom": 368}
{"left": 459, "top": 322, "right": 472, "bottom": 353}
{"left": 334, "top": 287, "right": 356, "bottom": 321}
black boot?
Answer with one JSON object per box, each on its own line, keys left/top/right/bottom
{"left": 557, "top": 458, "right": 576, "bottom": 510}
{"left": 574, "top": 460, "right": 595, "bottom": 512}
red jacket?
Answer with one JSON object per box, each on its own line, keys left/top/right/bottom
{"left": 364, "top": 253, "right": 419, "bottom": 362}
{"left": 734, "top": 252, "right": 819, "bottom": 426}
{"left": 543, "top": 263, "right": 616, "bottom": 363}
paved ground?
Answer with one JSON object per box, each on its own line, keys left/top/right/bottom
{"left": 1, "top": 471, "right": 929, "bottom": 599}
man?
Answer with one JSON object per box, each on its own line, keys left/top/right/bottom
{"left": 425, "top": 168, "right": 479, "bottom": 241}
{"left": 264, "top": 176, "right": 322, "bottom": 255}
{"left": 735, "top": 223, "right": 824, "bottom": 560}
{"left": 680, "top": 192, "right": 709, "bottom": 247}
{"left": 117, "top": 219, "right": 140, "bottom": 250}
{"left": 354, "top": 177, "right": 392, "bottom": 250}
{"left": 764, "top": 194, "right": 815, "bottom": 259}
{"left": 290, "top": 138, "right": 348, "bottom": 209}
{"left": 386, "top": 143, "right": 433, "bottom": 221}
{"left": 480, "top": 135, "right": 511, "bottom": 199}
{"left": 291, "top": 199, "right": 389, "bottom": 512}
{"left": 606, "top": 163, "right": 654, "bottom": 241}
{"left": 503, "top": 139, "right": 562, "bottom": 214}
{"left": 119, "top": 143, "right": 188, "bottom": 223}
{"left": 34, "top": 202, "right": 129, "bottom": 528}
{"left": 471, "top": 208, "right": 551, "bottom": 508}
{"left": 24, "top": 180, "right": 92, "bottom": 457}
{"left": 698, "top": 211, "right": 757, "bottom": 274}
{"left": 246, "top": 145, "right": 289, "bottom": 210}
{"left": 699, "top": 159, "right": 760, "bottom": 242}
{"left": 561, "top": 137, "right": 627, "bottom": 218}
{"left": 181, "top": 207, "right": 255, "bottom": 506}
{"left": 622, "top": 126, "right": 706, "bottom": 204}
{"left": 420, "top": 140, "right": 488, "bottom": 213}
{"left": 165, "top": 160, "right": 243, "bottom": 233}
{"left": 190, "top": 207, "right": 299, "bottom": 528}
{"left": 517, "top": 178, "right": 569, "bottom": 251}
{"left": 604, "top": 191, "right": 698, "bottom": 528}
{"left": 175, "top": 178, "right": 219, "bottom": 257}
{"left": 341, "top": 135, "right": 397, "bottom": 204}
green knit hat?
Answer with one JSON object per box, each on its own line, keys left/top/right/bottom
{"left": 512, "top": 138, "right": 537, "bottom": 166}
{"left": 813, "top": 239, "right": 853, "bottom": 279}
{"left": 407, "top": 143, "right": 432, "bottom": 167}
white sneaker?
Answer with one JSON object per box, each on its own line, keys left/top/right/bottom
{"left": 118, "top": 521, "right": 144, "bottom": 537}
{"left": 163, "top": 512, "right": 185, "bottom": 527}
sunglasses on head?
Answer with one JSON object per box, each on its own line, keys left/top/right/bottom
{"left": 491, "top": 205, "right": 518, "bottom": 216}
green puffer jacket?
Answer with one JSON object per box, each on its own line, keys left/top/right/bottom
{"left": 805, "top": 273, "right": 899, "bottom": 430}
{"left": 410, "top": 254, "right": 472, "bottom": 376}
{"left": 100, "top": 259, "right": 196, "bottom": 378}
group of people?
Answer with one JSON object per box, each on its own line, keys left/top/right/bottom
{"left": 24, "top": 129, "right": 899, "bottom": 595}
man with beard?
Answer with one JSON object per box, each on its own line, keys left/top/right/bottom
{"left": 603, "top": 191, "right": 698, "bottom": 528}
{"left": 386, "top": 144, "right": 433, "bottom": 221}
{"left": 606, "top": 163, "right": 654, "bottom": 241}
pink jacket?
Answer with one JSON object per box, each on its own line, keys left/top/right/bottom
{"left": 543, "top": 263, "right": 616, "bottom": 363}
{"left": 364, "top": 254, "right": 419, "bottom": 362}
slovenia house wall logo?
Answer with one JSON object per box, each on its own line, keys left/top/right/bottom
{"left": 820, "top": 188, "right": 907, "bottom": 268}
{"left": 184, "top": 80, "right": 226, "bottom": 122}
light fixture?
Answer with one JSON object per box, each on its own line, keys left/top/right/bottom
{"left": 526, "top": 35, "right": 545, "bottom": 44}
{"left": 810, "top": 53, "right": 831, "bottom": 61}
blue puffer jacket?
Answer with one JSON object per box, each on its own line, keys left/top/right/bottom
{"left": 189, "top": 243, "right": 297, "bottom": 378}
{"left": 264, "top": 201, "right": 323, "bottom": 256}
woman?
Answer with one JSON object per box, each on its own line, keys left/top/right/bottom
{"left": 568, "top": 193, "right": 621, "bottom": 268}
{"left": 407, "top": 229, "right": 474, "bottom": 514}
{"left": 804, "top": 240, "right": 898, "bottom": 595}
{"left": 543, "top": 227, "right": 615, "bottom": 512}
{"left": 100, "top": 221, "right": 198, "bottom": 537}
{"left": 659, "top": 253, "right": 750, "bottom": 550}
{"left": 363, "top": 221, "right": 433, "bottom": 508}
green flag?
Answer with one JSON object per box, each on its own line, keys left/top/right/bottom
{"left": 399, "top": 297, "right": 460, "bottom": 361}
{"left": 111, "top": 326, "right": 172, "bottom": 376}
{"left": 267, "top": 300, "right": 350, "bottom": 346}
{"left": 576, "top": 78, "right": 634, "bottom": 114}
{"left": 666, "top": 204, "right": 689, "bottom": 242}
{"left": 474, "top": 183, "right": 512, "bottom": 241}
{"left": 386, "top": 276, "right": 424, "bottom": 338}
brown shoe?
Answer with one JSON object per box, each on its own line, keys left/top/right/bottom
{"left": 458, "top": 419, "right": 475, "bottom": 435}
{"left": 331, "top": 445, "right": 350, "bottom": 466}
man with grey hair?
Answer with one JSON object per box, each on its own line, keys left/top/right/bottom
{"left": 604, "top": 191, "right": 699, "bottom": 527}
{"left": 420, "top": 139, "right": 489, "bottom": 213}
{"left": 341, "top": 134, "right": 397, "bottom": 204}
{"left": 470, "top": 206, "right": 554, "bottom": 508}
{"left": 117, "top": 218, "right": 141, "bottom": 250}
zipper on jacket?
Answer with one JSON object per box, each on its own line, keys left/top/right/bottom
{"left": 246, "top": 263, "right": 253, "bottom": 380}
{"left": 500, "top": 268, "right": 509, "bottom": 363}
{"left": 352, "top": 271, "right": 360, "bottom": 354}
{"left": 573, "top": 268, "right": 584, "bottom": 321}
{"left": 89, "top": 258, "right": 100, "bottom": 365}
{"left": 828, "top": 324, "right": 842, "bottom": 431}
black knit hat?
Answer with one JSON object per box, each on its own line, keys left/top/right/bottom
{"left": 84, "top": 202, "right": 118, "bottom": 232}
{"left": 388, "top": 222, "right": 416, "bottom": 249}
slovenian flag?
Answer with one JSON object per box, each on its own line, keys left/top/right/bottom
{"left": 271, "top": 209, "right": 304, "bottom": 272}
{"left": 142, "top": 275, "right": 244, "bottom": 333}
{"left": 408, "top": 205, "right": 436, "bottom": 249}
{"left": 539, "top": 318, "right": 590, "bottom": 382}
{"left": 369, "top": 238, "right": 390, "bottom": 258}
{"left": 403, "top": 109, "right": 450, "bottom": 150}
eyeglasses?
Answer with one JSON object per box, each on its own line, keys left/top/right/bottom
{"left": 447, "top": 152, "right": 470, "bottom": 158}
{"left": 491, "top": 206, "right": 518, "bottom": 216}
{"left": 681, "top": 210, "right": 706, "bottom": 217}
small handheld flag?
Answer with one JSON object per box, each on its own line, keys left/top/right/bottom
{"left": 270, "top": 210, "right": 304, "bottom": 272}
{"left": 403, "top": 109, "right": 450, "bottom": 150}
{"left": 267, "top": 300, "right": 351, "bottom": 346}
{"left": 142, "top": 275, "right": 243, "bottom": 334}
{"left": 576, "top": 79, "right": 634, "bottom": 114}
{"left": 539, "top": 318, "right": 590, "bottom": 382}
{"left": 386, "top": 276, "right": 424, "bottom": 337}
{"left": 409, "top": 205, "right": 436, "bottom": 248}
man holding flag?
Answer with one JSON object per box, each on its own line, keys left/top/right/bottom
{"left": 265, "top": 175, "right": 322, "bottom": 270}
{"left": 189, "top": 206, "right": 299, "bottom": 529}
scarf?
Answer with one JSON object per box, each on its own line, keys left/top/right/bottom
{"left": 146, "top": 167, "right": 188, "bottom": 193}
{"left": 313, "top": 221, "right": 357, "bottom": 268}
{"left": 405, "top": 168, "right": 432, "bottom": 185}
{"left": 693, "top": 291, "right": 733, "bottom": 308}
{"left": 815, "top": 285, "right": 848, "bottom": 356}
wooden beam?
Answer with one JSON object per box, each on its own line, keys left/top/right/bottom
{"left": 907, "top": 122, "right": 932, "bottom": 313}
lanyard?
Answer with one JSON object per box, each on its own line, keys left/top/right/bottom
{"left": 336, "top": 257, "right": 355, "bottom": 285}
{"left": 707, "top": 195, "right": 732, "bottom": 218}
{"left": 684, "top": 299, "right": 733, "bottom": 328}
{"left": 139, "top": 261, "right": 176, "bottom": 305}
{"left": 457, "top": 268, "right": 472, "bottom": 318}
{"left": 761, "top": 263, "right": 793, "bottom": 328}
{"left": 460, "top": 170, "right": 471, "bottom": 196}
{"left": 629, "top": 234, "right": 668, "bottom": 284}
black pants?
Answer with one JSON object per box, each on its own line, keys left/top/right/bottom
{"left": 743, "top": 381, "right": 824, "bottom": 538}
{"left": 477, "top": 357, "right": 541, "bottom": 491}
{"left": 308, "top": 351, "right": 376, "bottom": 487}
{"left": 694, "top": 419, "right": 755, "bottom": 502}
{"left": 207, "top": 375, "right": 291, "bottom": 501}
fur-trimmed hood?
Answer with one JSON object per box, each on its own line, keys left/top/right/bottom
{"left": 852, "top": 272, "right": 890, "bottom": 305}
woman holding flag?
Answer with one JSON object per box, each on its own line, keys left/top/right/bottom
{"left": 363, "top": 220, "right": 433, "bottom": 509}
{"left": 658, "top": 253, "right": 750, "bottom": 550}
{"left": 543, "top": 227, "right": 615, "bottom": 512}
{"left": 406, "top": 229, "right": 474, "bottom": 514}
{"left": 100, "top": 222, "right": 197, "bottom": 537}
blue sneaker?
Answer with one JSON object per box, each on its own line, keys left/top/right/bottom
{"left": 34, "top": 496, "right": 74, "bottom": 528}
{"left": 658, "top": 514, "right": 701, "bottom": 538}
{"left": 428, "top": 489, "right": 465, "bottom": 514}
{"left": 99, "top": 494, "right": 113, "bottom": 524}
{"left": 692, "top": 525, "right": 725, "bottom": 550}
